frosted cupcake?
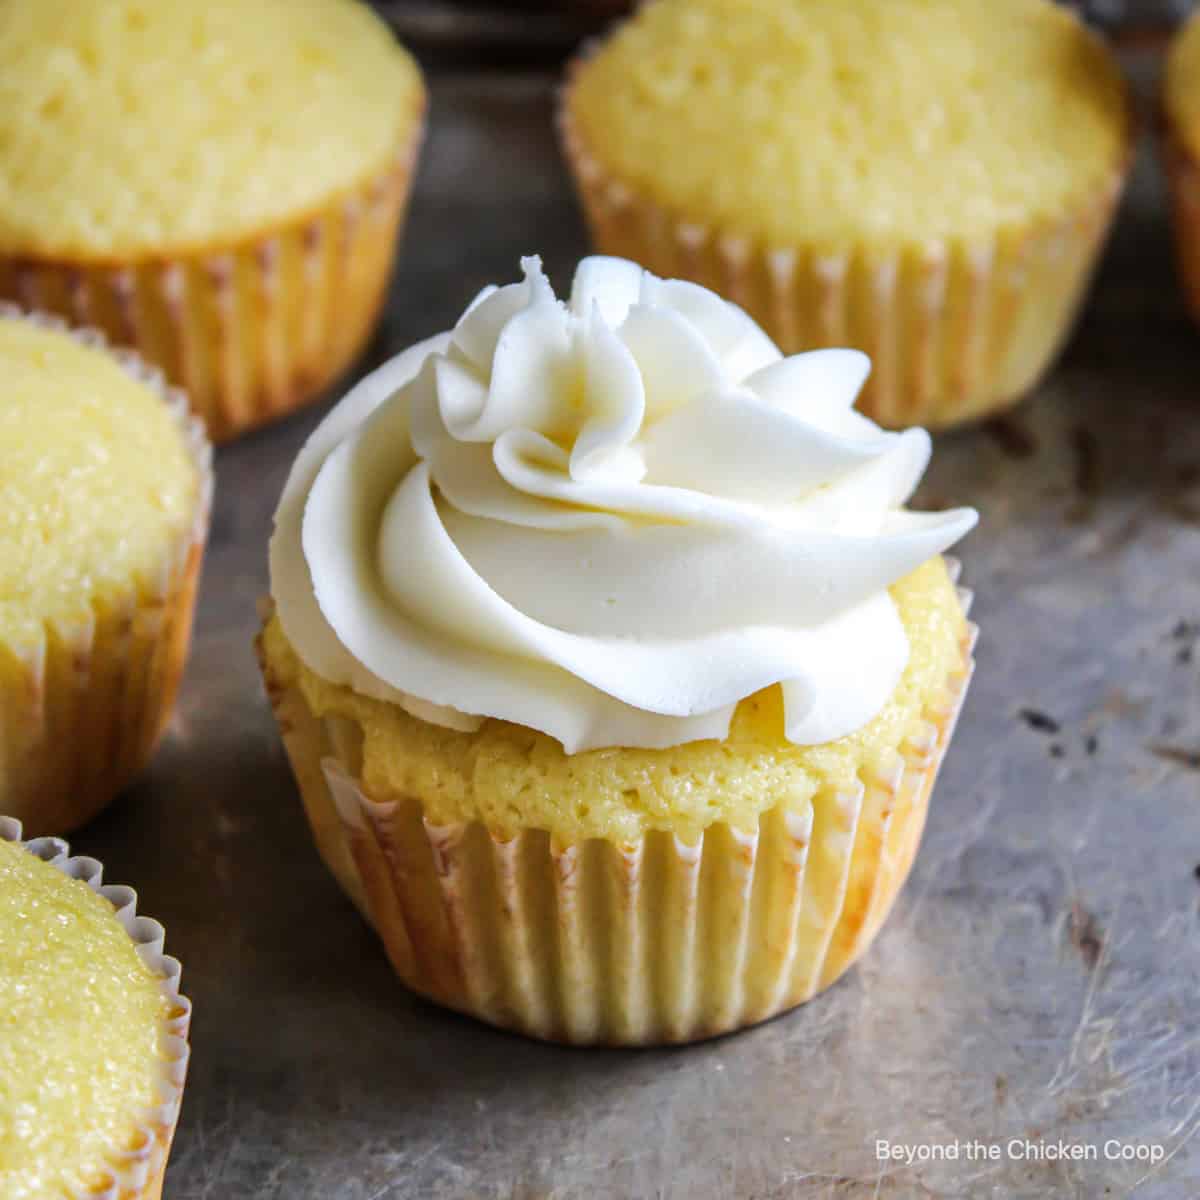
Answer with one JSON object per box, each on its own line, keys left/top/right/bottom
{"left": 0, "top": 309, "right": 211, "bottom": 836}
{"left": 560, "top": 0, "right": 1131, "bottom": 429}
{"left": 258, "top": 256, "right": 977, "bottom": 1044}
{"left": 0, "top": 0, "right": 424, "bottom": 441}
{"left": 0, "top": 816, "right": 190, "bottom": 1199}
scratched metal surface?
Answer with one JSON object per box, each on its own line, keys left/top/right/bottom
{"left": 65, "top": 72, "right": 1200, "bottom": 1199}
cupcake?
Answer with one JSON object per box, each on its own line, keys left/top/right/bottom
{"left": 1164, "top": 11, "right": 1200, "bottom": 325}
{"left": 0, "top": 309, "right": 211, "bottom": 836}
{"left": 559, "top": 0, "right": 1131, "bottom": 429}
{"left": 0, "top": 816, "right": 190, "bottom": 1199}
{"left": 258, "top": 255, "right": 978, "bottom": 1045}
{"left": 0, "top": 0, "right": 425, "bottom": 442}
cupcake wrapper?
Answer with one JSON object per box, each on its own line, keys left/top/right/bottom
{"left": 260, "top": 568, "right": 976, "bottom": 1046}
{"left": 0, "top": 816, "right": 191, "bottom": 1200}
{"left": 558, "top": 59, "right": 1129, "bottom": 430}
{"left": 0, "top": 308, "right": 213, "bottom": 837}
{"left": 0, "top": 122, "right": 423, "bottom": 443}
{"left": 1162, "top": 123, "right": 1200, "bottom": 324}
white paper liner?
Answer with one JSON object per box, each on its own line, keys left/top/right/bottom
{"left": 0, "top": 305, "right": 213, "bottom": 836}
{"left": 263, "top": 563, "right": 977, "bottom": 1046}
{"left": 0, "top": 816, "right": 191, "bottom": 1199}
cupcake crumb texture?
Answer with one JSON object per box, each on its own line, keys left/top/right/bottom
{"left": 261, "top": 556, "right": 966, "bottom": 845}
{"left": 0, "top": 316, "right": 196, "bottom": 649}
{"left": 570, "top": 0, "right": 1129, "bottom": 248}
{"left": 0, "top": 839, "right": 167, "bottom": 1199}
{"left": 0, "top": 0, "right": 422, "bottom": 257}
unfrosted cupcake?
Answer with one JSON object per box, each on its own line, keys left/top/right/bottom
{"left": 258, "top": 256, "right": 977, "bottom": 1045}
{"left": 0, "top": 309, "right": 211, "bottom": 836}
{"left": 0, "top": 816, "right": 190, "bottom": 1199}
{"left": 0, "top": 0, "right": 425, "bottom": 442}
{"left": 560, "top": 0, "right": 1131, "bottom": 429}
{"left": 1164, "top": 11, "right": 1200, "bottom": 325}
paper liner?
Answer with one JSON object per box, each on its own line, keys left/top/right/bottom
{"left": 558, "top": 51, "right": 1130, "bottom": 430}
{"left": 258, "top": 567, "right": 977, "bottom": 1046}
{"left": 0, "top": 119, "right": 423, "bottom": 444}
{"left": 0, "top": 816, "right": 191, "bottom": 1199}
{"left": 1162, "top": 120, "right": 1200, "bottom": 325}
{"left": 0, "top": 308, "right": 213, "bottom": 837}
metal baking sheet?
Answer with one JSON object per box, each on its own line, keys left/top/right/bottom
{"left": 68, "top": 71, "right": 1200, "bottom": 1199}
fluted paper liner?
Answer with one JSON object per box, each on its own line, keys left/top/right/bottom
{"left": 0, "top": 121, "right": 423, "bottom": 443}
{"left": 0, "top": 816, "right": 191, "bottom": 1200}
{"left": 260, "top": 568, "right": 977, "bottom": 1046}
{"left": 0, "top": 307, "right": 213, "bottom": 837}
{"left": 1163, "top": 121, "right": 1200, "bottom": 326}
{"left": 558, "top": 53, "right": 1130, "bottom": 430}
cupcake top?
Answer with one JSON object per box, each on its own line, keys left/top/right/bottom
{"left": 567, "top": 0, "right": 1129, "bottom": 249}
{"left": 0, "top": 837, "right": 168, "bottom": 1198}
{"left": 0, "top": 0, "right": 423, "bottom": 260}
{"left": 0, "top": 316, "right": 199, "bottom": 649}
{"left": 1166, "top": 11, "right": 1200, "bottom": 157}
{"left": 271, "top": 256, "right": 976, "bottom": 754}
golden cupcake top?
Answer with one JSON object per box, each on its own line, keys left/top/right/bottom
{"left": 0, "top": 317, "right": 198, "bottom": 649}
{"left": 1166, "top": 12, "right": 1200, "bottom": 157}
{"left": 261, "top": 556, "right": 968, "bottom": 844}
{"left": 568, "top": 0, "right": 1129, "bottom": 249}
{"left": 0, "top": 0, "right": 424, "bottom": 259}
{"left": 0, "top": 838, "right": 169, "bottom": 1198}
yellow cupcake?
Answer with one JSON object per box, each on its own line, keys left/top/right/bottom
{"left": 260, "top": 558, "right": 974, "bottom": 1043}
{"left": 1163, "top": 13, "right": 1200, "bottom": 326}
{"left": 0, "top": 0, "right": 425, "bottom": 441}
{"left": 0, "top": 818, "right": 190, "bottom": 1200}
{"left": 258, "top": 256, "right": 978, "bottom": 1044}
{"left": 0, "top": 310, "right": 211, "bottom": 836}
{"left": 560, "top": 0, "right": 1131, "bottom": 428}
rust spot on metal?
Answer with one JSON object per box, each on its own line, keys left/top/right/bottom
{"left": 1157, "top": 463, "right": 1200, "bottom": 527}
{"left": 1064, "top": 426, "right": 1101, "bottom": 523}
{"left": 1094, "top": 508, "right": 1144, "bottom": 557}
{"left": 1072, "top": 426, "right": 1100, "bottom": 497}
{"left": 1103, "top": 688, "right": 1147, "bottom": 720}
{"left": 1171, "top": 620, "right": 1198, "bottom": 665}
{"left": 1068, "top": 899, "right": 1103, "bottom": 970}
{"left": 1019, "top": 708, "right": 1060, "bottom": 735}
{"left": 1148, "top": 743, "right": 1200, "bottom": 771}
{"left": 985, "top": 414, "right": 1037, "bottom": 459}
{"left": 1158, "top": 492, "right": 1200, "bottom": 526}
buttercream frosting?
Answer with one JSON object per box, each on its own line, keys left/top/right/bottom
{"left": 270, "top": 256, "right": 976, "bottom": 752}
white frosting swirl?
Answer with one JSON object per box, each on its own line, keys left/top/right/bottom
{"left": 270, "top": 256, "right": 976, "bottom": 753}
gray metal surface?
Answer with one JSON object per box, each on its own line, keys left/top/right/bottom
{"left": 68, "top": 72, "right": 1200, "bottom": 1199}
